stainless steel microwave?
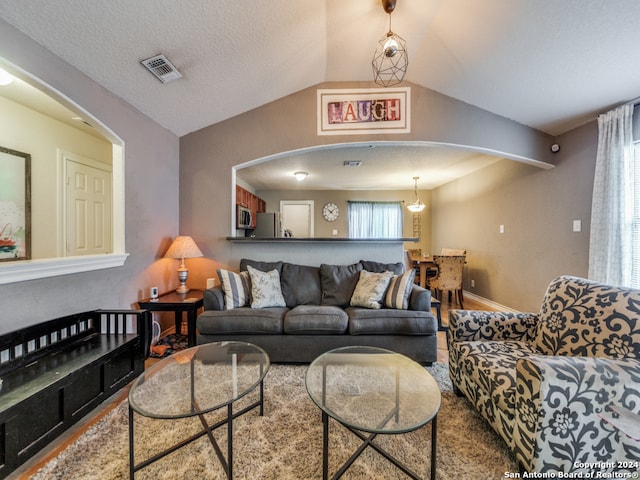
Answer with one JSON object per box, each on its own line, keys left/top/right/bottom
{"left": 237, "top": 205, "right": 252, "bottom": 229}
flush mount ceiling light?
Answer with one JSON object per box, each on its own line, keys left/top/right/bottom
{"left": 372, "top": 0, "right": 408, "bottom": 87}
{"left": 294, "top": 171, "right": 308, "bottom": 181}
{"left": 407, "top": 176, "right": 425, "bottom": 213}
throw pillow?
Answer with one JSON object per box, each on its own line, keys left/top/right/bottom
{"left": 320, "top": 263, "right": 363, "bottom": 307}
{"left": 350, "top": 270, "right": 394, "bottom": 309}
{"left": 240, "top": 258, "right": 284, "bottom": 275}
{"left": 280, "top": 262, "right": 322, "bottom": 307}
{"left": 359, "top": 260, "right": 404, "bottom": 275}
{"left": 384, "top": 269, "right": 415, "bottom": 310}
{"left": 217, "top": 269, "right": 251, "bottom": 310}
{"left": 247, "top": 265, "right": 286, "bottom": 308}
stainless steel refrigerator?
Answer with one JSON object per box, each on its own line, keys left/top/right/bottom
{"left": 253, "top": 212, "right": 282, "bottom": 237}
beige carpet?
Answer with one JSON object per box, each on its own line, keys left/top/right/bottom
{"left": 31, "top": 364, "right": 517, "bottom": 479}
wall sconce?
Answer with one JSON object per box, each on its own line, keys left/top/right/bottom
{"left": 164, "top": 236, "right": 203, "bottom": 293}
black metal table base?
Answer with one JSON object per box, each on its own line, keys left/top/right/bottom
{"left": 322, "top": 411, "right": 437, "bottom": 480}
{"left": 129, "top": 381, "right": 264, "bottom": 479}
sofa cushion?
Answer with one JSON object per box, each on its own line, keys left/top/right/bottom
{"left": 247, "top": 265, "right": 286, "bottom": 308}
{"left": 196, "top": 307, "right": 287, "bottom": 334}
{"left": 359, "top": 260, "right": 404, "bottom": 275}
{"left": 320, "top": 262, "right": 363, "bottom": 307}
{"left": 350, "top": 270, "right": 394, "bottom": 309}
{"left": 456, "top": 340, "right": 539, "bottom": 411}
{"left": 346, "top": 307, "right": 436, "bottom": 335}
{"left": 217, "top": 269, "right": 251, "bottom": 309}
{"left": 534, "top": 275, "right": 640, "bottom": 358}
{"left": 284, "top": 306, "right": 349, "bottom": 334}
{"left": 384, "top": 270, "right": 415, "bottom": 310}
{"left": 281, "top": 263, "right": 322, "bottom": 307}
{"left": 240, "top": 258, "right": 284, "bottom": 276}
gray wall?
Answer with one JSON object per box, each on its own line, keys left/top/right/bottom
{"left": 431, "top": 121, "right": 596, "bottom": 311}
{"left": 180, "top": 80, "right": 564, "bottom": 304}
{"left": 0, "top": 20, "right": 180, "bottom": 332}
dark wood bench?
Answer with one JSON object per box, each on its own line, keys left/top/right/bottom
{"left": 0, "top": 309, "right": 151, "bottom": 479}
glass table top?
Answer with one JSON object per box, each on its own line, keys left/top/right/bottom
{"left": 305, "top": 346, "right": 441, "bottom": 434}
{"left": 129, "top": 341, "right": 270, "bottom": 419}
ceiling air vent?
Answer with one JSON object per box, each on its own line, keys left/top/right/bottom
{"left": 343, "top": 161, "right": 363, "bottom": 167}
{"left": 140, "top": 54, "right": 182, "bottom": 83}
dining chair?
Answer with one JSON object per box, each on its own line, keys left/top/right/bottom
{"left": 427, "top": 255, "right": 466, "bottom": 308}
{"left": 440, "top": 248, "right": 467, "bottom": 256}
{"left": 405, "top": 250, "right": 421, "bottom": 285}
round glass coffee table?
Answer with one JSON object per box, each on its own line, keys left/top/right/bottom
{"left": 128, "top": 341, "right": 270, "bottom": 479}
{"left": 306, "top": 346, "right": 441, "bottom": 480}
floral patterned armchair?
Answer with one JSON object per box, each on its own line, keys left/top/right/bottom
{"left": 448, "top": 275, "right": 640, "bottom": 474}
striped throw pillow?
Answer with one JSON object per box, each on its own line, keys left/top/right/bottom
{"left": 384, "top": 269, "right": 415, "bottom": 310}
{"left": 217, "top": 269, "right": 251, "bottom": 310}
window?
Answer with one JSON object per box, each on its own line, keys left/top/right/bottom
{"left": 348, "top": 201, "right": 402, "bottom": 238}
{"left": 632, "top": 142, "right": 640, "bottom": 288}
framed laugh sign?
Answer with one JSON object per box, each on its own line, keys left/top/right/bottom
{"left": 317, "top": 87, "right": 411, "bottom": 136}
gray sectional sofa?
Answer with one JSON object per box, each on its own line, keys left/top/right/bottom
{"left": 196, "top": 258, "right": 438, "bottom": 364}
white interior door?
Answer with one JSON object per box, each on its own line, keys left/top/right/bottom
{"left": 65, "top": 156, "right": 112, "bottom": 255}
{"left": 280, "top": 200, "right": 314, "bottom": 237}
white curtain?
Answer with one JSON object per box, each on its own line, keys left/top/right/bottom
{"left": 588, "top": 103, "right": 634, "bottom": 286}
{"left": 348, "top": 201, "right": 402, "bottom": 238}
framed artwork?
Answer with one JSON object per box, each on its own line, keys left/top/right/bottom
{"left": 317, "top": 87, "right": 411, "bottom": 135}
{"left": 0, "top": 146, "right": 31, "bottom": 261}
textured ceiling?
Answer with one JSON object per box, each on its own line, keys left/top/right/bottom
{"left": 1, "top": 1, "right": 639, "bottom": 189}
{"left": 2, "top": 0, "right": 639, "bottom": 138}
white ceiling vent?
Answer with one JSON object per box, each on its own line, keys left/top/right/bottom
{"left": 141, "top": 54, "right": 183, "bottom": 83}
{"left": 343, "top": 160, "right": 362, "bottom": 167}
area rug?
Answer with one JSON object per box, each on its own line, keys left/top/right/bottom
{"left": 31, "top": 364, "right": 518, "bottom": 479}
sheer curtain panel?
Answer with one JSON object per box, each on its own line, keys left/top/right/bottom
{"left": 348, "top": 201, "right": 402, "bottom": 238}
{"left": 588, "top": 103, "right": 634, "bottom": 286}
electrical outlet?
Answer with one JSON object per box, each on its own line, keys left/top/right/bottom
{"left": 573, "top": 220, "right": 582, "bottom": 232}
{"left": 499, "top": 224, "right": 505, "bottom": 234}
{"left": 471, "top": 279, "right": 475, "bottom": 288}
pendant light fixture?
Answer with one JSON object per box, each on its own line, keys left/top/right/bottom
{"left": 372, "top": 0, "right": 408, "bottom": 87}
{"left": 407, "top": 176, "right": 425, "bottom": 213}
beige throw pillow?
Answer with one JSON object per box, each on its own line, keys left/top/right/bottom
{"left": 350, "top": 270, "right": 394, "bottom": 309}
{"left": 247, "top": 265, "right": 286, "bottom": 308}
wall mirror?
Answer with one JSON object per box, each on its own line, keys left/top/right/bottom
{"left": 0, "top": 59, "right": 126, "bottom": 285}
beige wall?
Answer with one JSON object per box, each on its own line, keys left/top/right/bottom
{"left": 257, "top": 188, "right": 431, "bottom": 252}
{"left": 431, "top": 121, "right": 596, "bottom": 311}
{"left": 0, "top": 20, "right": 180, "bottom": 332}
{"left": 0, "top": 95, "right": 112, "bottom": 259}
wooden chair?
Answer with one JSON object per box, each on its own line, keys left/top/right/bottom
{"left": 427, "top": 255, "right": 466, "bottom": 308}
{"left": 405, "top": 250, "right": 421, "bottom": 285}
{"left": 440, "top": 248, "right": 466, "bottom": 256}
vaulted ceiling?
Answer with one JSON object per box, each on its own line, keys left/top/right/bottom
{"left": 1, "top": 0, "right": 639, "bottom": 189}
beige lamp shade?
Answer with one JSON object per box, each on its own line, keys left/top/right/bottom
{"left": 164, "top": 236, "right": 203, "bottom": 293}
{"left": 164, "top": 236, "right": 203, "bottom": 259}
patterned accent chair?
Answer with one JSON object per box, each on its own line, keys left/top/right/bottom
{"left": 448, "top": 276, "right": 640, "bottom": 474}
{"left": 427, "top": 255, "right": 466, "bottom": 307}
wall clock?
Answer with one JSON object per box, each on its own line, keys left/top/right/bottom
{"left": 322, "top": 202, "right": 339, "bottom": 222}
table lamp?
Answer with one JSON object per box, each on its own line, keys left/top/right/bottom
{"left": 164, "top": 236, "right": 203, "bottom": 293}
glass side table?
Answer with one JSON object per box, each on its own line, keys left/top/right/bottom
{"left": 128, "top": 341, "right": 270, "bottom": 479}
{"left": 306, "top": 346, "right": 441, "bottom": 480}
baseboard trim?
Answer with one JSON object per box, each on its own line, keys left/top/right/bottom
{"left": 463, "top": 291, "right": 520, "bottom": 313}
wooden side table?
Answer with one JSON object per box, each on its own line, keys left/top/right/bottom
{"left": 138, "top": 289, "right": 204, "bottom": 347}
